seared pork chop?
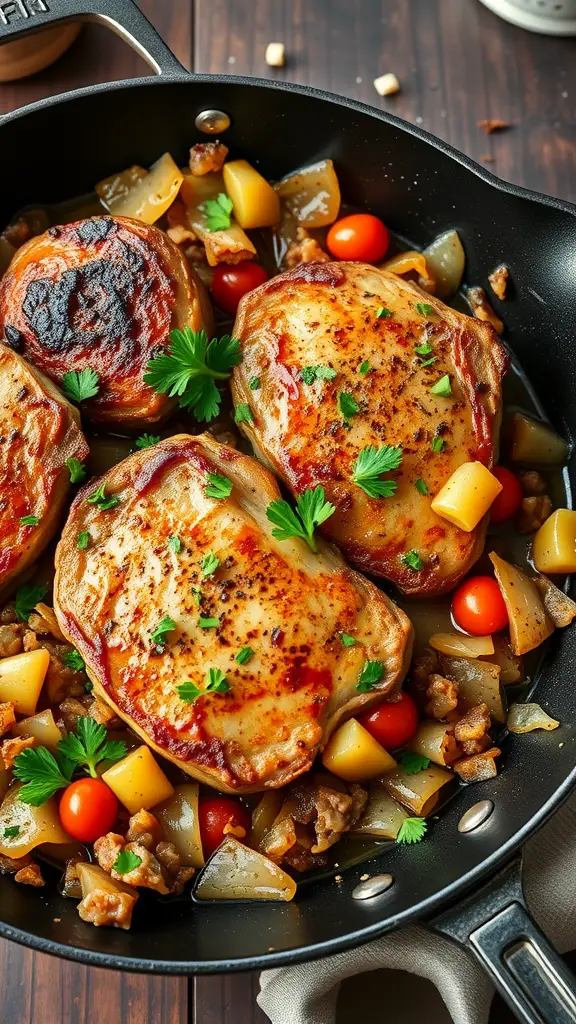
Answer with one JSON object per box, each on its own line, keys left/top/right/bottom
{"left": 54, "top": 434, "right": 413, "bottom": 793}
{"left": 0, "top": 216, "right": 212, "bottom": 429}
{"left": 0, "top": 344, "right": 88, "bottom": 595}
{"left": 231, "top": 261, "right": 508, "bottom": 596}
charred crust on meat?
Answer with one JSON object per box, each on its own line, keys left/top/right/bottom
{"left": 4, "top": 325, "right": 23, "bottom": 351}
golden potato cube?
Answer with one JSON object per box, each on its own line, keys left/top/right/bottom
{"left": 13, "top": 708, "right": 62, "bottom": 752}
{"left": 322, "top": 718, "right": 396, "bottom": 782}
{"left": 0, "top": 648, "right": 49, "bottom": 716}
{"left": 102, "top": 746, "right": 174, "bottom": 814}
{"left": 533, "top": 508, "right": 576, "bottom": 574}
{"left": 431, "top": 461, "right": 502, "bottom": 532}
{"left": 110, "top": 153, "right": 184, "bottom": 225}
{"left": 222, "top": 159, "right": 280, "bottom": 229}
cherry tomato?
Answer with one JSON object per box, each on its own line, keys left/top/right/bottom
{"left": 358, "top": 692, "right": 418, "bottom": 750}
{"left": 211, "top": 262, "right": 268, "bottom": 315}
{"left": 326, "top": 213, "right": 390, "bottom": 263}
{"left": 198, "top": 796, "right": 251, "bottom": 858}
{"left": 59, "top": 778, "right": 118, "bottom": 843}
{"left": 490, "top": 466, "right": 523, "bottom": 524}
{"left": 452, "top": 576, "right": 509, "bottom": 635}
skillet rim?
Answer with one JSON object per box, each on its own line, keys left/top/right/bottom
{"left": 1, "top": 71, "right": 576, "bottom": 974}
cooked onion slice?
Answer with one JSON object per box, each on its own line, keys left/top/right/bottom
{"left": 381, "top": 762, "right": 453, "bottom": 816}
{"left": 0, "top": 784, "right": 71, "bottom": 858}
{"left": 429, "top": 633, "right": 494, "bottom": 658}
{"left": 381, "top": 250, "right": 435, "bottom": 292}
{"left": 422, "top": 229, "right": 465, "bottom": 298}
{"left": 194, "top": 835, "right": 296, "bottom": 902}
{"left": 507, "top": 702, "right": 560, "bottom": 734}
{"left": 409, "top": 721, "right": 461, "bottom": 766}
{"left": 155, "top": 784, "right": 204, "bottom": 868}
{"left": 509, "top": 413, "right": 568, "bottom": 466}
{"left": 482, "top": 636, "right": 524, "bottom": 685}
{"left": 489, "top": 552, "right": 555, "bottom": 656}
{"left": 351, "top": 785, "right": 409, "bottom": 839}
{"left": 533, "top": 575, "right": 576, "bottom": 628}
{"left": 275, "top": 159, "right": 341, "bottom": 228}
{"left": 440, "top": 654, "right": 506, "bottom": 723}
{"left": 103, "top": 153, "right": 184, "bottom": 225}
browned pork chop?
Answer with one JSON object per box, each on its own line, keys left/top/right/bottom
{"left": 54, "top": 434, "right": 413, "bottom": 793}
{"left": 231, "top": 261, "right": 508, "bottom": 596}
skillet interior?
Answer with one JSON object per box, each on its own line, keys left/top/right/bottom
{"left": 1, "top": 75, "right": 576, "bottom": 973}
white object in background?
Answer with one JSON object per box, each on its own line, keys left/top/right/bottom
{"left": 374, "top": 73, "right": 401, "bottom": 97}
{"left": 479, "top": 0, "right": 576, "bottom": 35}
{"left": 265, "top": 42, "right": 286, "bottom": 67}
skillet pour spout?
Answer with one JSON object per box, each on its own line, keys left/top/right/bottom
{"left": 1, "top": 2, "right": 576, "bottom": 1022}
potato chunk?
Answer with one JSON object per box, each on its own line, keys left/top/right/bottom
{"left": 222, "top": 159, "right": 280, "bottom": 229}
{"left": 431, "top": 461, "right": 502, "bottom": 532}
{"left": 532, "top": 509, "right": 576, "bottom": 574}
{"left": 0, "top": 649, "right": 49, "bottom": 716}
{"left": 322, "top": 718, "right": 396, "bottom": 782}
{"left": 102, "top": 746, "right": 174, "bottom": 814}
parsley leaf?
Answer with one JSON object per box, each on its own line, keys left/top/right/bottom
{"left": 356, "top": 660, "right": 385, "bottom": 692}
{"left": 236, "top": 646, "right": 255, "bottom": 664}
{"left": 199, "top": 617, "right": 219, "bottom": 629}
{"left": 14, "top": 584, "right": 48, "bottom": 623}
{"left": 63, "top": 650, "right": 85, "bottom": 672}
{"left": 177, "top": 681, "right": 203, "bottom": 703}
{"left": 420, "top": 357, "right": 437, "bottom": 367}
{"left": 415, "top": 478, "right": 428, "bottom": 496}
{"left": 77, "top": 531, "right": 90, "bottom": 550}
{"left": 352, "top": 444, "right": 403, "bottom": 499}
{"left": 396, "top": 817, "right": 428, "bottom": 844}
{"left": 61, "top": 368, "right": 100, "bottom": 403}
{"left": 358, "top": 361, "right": 371, "bottom": 375}
{"left": 235, "top": 403, "right": 253, "bottom": 424}
{"left": 205, "top": 472, "right": 232, "bottom": 499}
{"left": 338, "top": 393, "right": 360, "bottom": 419}
{"left": 168, "top": 536, "right": 182, "bottom": 554}
{"left": 377, "top": 307, "right": 392, "bottom": 318}
{"left": 340, "top": 633, "right": 357, "bottom": 647}
{"left": 150, "top": 616, "right": 176, "bottom": 650}
{"left": 205, "top": 667, "right": 230, "bottom": 693}
{"left": 201, "top": 552, "right": 220, "bottom": 577}
{"left": 402, "top": 550, "right": 424, "bottom": 571}
{"left": 202, "top": 192, "right": 234, "bottom": 231}
{"left": 135, "top": 433, "right": 161, "bottom": 450}
{"left": 430, "top": 374, "right": 452, "bottom": 398}
{"left": 415, "top": 303, "right": 433, "bottom": 316}
{"left": 19, "top": 515, "right": 40, "bottom": 526}
{"left": 399, "top": 752, "right": 430, "bottom": 774}
{"left": 113, "top": 850, "right": 143, "bottom": 875}
{"left": 66, "top": 457, "right": 88, "bottom": 484}
{"left": 13, "top": 746, "right": 73, "bottom": 805}
{"left": 266, "top": 486, "right": 336, "bottom": 553}
{"left": 431, "top": 436, "right": 445, "bottom": 453}
{"left": 144, "top": 328, "right": 242, "bottom": 424}
{"left": 192, "top": 587, "right": 202, "bottom": 605}
{"left": 414, "top": 342, "right": 433, "bottom": 357}
{"left": 86, "top": 483, "right": 120, "bottom": 510}
{"left": 301, "top": 366, "right": 337, "bottom": 384}
{"left": 58, "top": 716, "right": 127, "bottom": 778}
{"left": 249, "top": 377, "right": 261, "bottom": 390}
{"left": 3, "top": 826, "right": 20, "bottom": 839}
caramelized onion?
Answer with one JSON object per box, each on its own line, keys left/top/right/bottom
{"left": 194, "top": 836, "right": 296, "bottom": 902}
{"left": 429, "top": 633, "right": 494, "bottom": 658}
{"left": 422, "top": 229, "right": 465, "bottom": 298}
{"left": 507, "top": 702, "right": 560, "bottom": 734}
{"left": 489, "top": 553, "right": 554, "bottom": 656}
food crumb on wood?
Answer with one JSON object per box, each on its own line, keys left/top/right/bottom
{"left": 477, "top": 119, "right": 511, "bottom": 134}
{"left": 265, "top": 42, "right": 286, "bottom": 67}
{"left": 481, "top": 155, "right": 495, "bottom": 163}
{"left": 488, "top": 264, "right": 509, "bottom": 301}
{"left": 374, "top": 73, "right": 400, "bottom": 97}
{"left": 335, "top": 874, "right": 343, "bottom": 883}
{"left": 360, "top": 873, "right": 370, "bottom": 881}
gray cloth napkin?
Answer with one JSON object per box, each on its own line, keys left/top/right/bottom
{"left": 258, "top": 790, "right": 576, "bottom": 1024}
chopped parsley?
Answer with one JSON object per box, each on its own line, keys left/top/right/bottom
{"left": 415, "top": 303, "right": 433, "bottom": 317}
{"left": 113, "top": 850, "right": 143, "bottom": 875}
{"left": 199, "top": 617, "right": 219, "bottom": 629}
{"left": 300, "top": 366, "right": 337, "bottom": 384}
{"left": 340, "top": 633, "right": 357, "bottom": 647}
{"left": 414, "top": 478, "right": 428, "bottom": 495}
{"left": 66, "top": 457, "right": 88, "bottom": 484}
{"left": 168, "top": 536, "right": 182, "bottom": 554}
{"left": 249, "top": 377, "right": 261, "bottom": 390}
{"left": 266, "top": 486, "right": 336, "bottom": 553}
{"left": 402, "top": 550, "right": 424, "bottom": 571}
{"left": 19, "top": 515, "right": 40, "bottom": 526}
{"left": 77, "top": 531, "right": 90, "bottom": 550}
{"left": 3, "top": 826, "right": 20, "bottom": 839}
{"left": 202, "top": 192, "right": 234, "bottom": 231}
{"left": 135, "top": 433, "right": 161, "bottom": 450}
{"left": 356, "top": 660, "right": 385, "bottom": 692}
{"left": 235, "top": 403, "right": 254, "bottom": 424}
{"left": 150, "top": 616, "right": 176, "bottom": 650}
{"left": 430, "top": 375, "right": 452, "bottom": 398}
{"left": 201, "top": 552, "right": 220, "bottom": 577}
{"left": 205, "top": 667, "right": 230, "bottom": 693}
{"left": 58, "top": 716, "right": 126, "bottom": 778}
{"left": 396, "top": 817, "right": 428, "bottom": 844}
{"left": 420, "top": 357, "right": 437, "bottom": 367}
{"left": 338, "top": 393, "right": 360, "bottom": 419}
{"left": 205, "top": 473, "right": 232, "bottom": 499}
{"left": 14, "top": 583, "right": 48, "bottom": 623}
{"left": 235, "top": 646, "right": 255, "bottom": 664}
{"left": 376, "top": 307, "right": 392, "bottom": 318}
{"left": 414, "top": 342, "right": 433, "bottom": 357}
{"left": 144, "top": 327, "right": 242, "bottom": 423}
{"left": 399, "top": 752, "right": 430, "bottom": 774}
{"left": 431, "top": 436, "right": 445, "bottom": 453}
{"left": 352, "top": 444, "right": 403, "bottom": 498}
{"left": 61, "top": 368, "right": 100, "bottom": 403}
{"left": 63, "top": 650, "right": 85, "bottom": 672}
{"left": 86, "top": 483, "right": 120, "bottom": 510}
{"left": 358, "top": 361, "right": 371, "bottom": 375}
{"left": 177, "top": 681, "right": 202, "bottom": 703}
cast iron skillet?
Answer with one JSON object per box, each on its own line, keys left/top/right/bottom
{"left": 1, "top": 2, "right": 576, "bottom": 1020}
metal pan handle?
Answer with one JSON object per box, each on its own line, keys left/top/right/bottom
{"left": 432, "top": 857, "right": 576, "bottom": 1024}
{"left": 0, "top": 0, "right": 188, "bottom": 77}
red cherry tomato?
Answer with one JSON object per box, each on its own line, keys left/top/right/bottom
{"left": 198, "top": 796, "right": 251, "bottom": 858}
{"left": 59, "top": 778, "right": 118, "bottom": 843}
{"left": 326, "top": 213, "right": 390, "bottom": 263}
{"left": 211, "top": 262, "right": 268, "bottom": 315}
{"left": 490, "top": 466, "right": 523, "bottom": 524}
{"left": 452, "top": 576, "right": 509, "bottom": 635}
{"left": 358, "top": 692, "right": 419, "bottom": 750}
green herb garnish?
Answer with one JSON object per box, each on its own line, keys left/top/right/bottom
{"left": 177, "top": 681, "right": 202, "bottom": 704}
{"left": 430, "top": 375, "right": 452, "bottom": 398}
{"left": 402, "top": 550, "right": 424, "bottom": 571}
{"left": 377, "top": 307, "right": 392, "bottom": 318}
{"left": 205, "top": 667, "right": 230, "bottom": 693}
{"left": 201, "top": 552, "right": 220, "bottom": 577}
{"left": 86, "top": 483, "right": 120, "bottom": 511}
{"left": 135, "top": 433, "right": 161, "bottom": 450}
{"left": 113, "top": 850, "right": 143, "bottom": 875}
{"left": 199, "top": 617, "right": 219, "bottom": 629}
{"left": 202, "top": 192, "right": 234, "bottom": 231}
{"left": 14, "top": 584, "right": 48, "bottom": 623}
{"left": 249, "top": 377, "right": 261, "bottom": 390}
{"left": 340, "top": 633, "right": 357, "bottom": 647}
{"left": 338, "top": 393, "right": 360, "bottom": 419}
{"left": 301, "top": 366, "right": 337, "bottom": 384}
{"left": 205, "top": 473, "right": 232, "bottom": 499}
{"left": 168, "top": 536, "right": 182, "bottom": 554}
{"left": 266, "top": 486, "right": 336, "bottom": 553}
{"left": 66, "top": 457, "right": 88, "bottom": 484}
{"left": 399, "top": 752, "right": 430, "bottom": 774}
{"left": 415, "top": 303, "right": 433, "bottom": 316}
{"left": 144, "top": 327, "right": 242, "bottom": 423}
{"left": 352, "top": 444, "right": 403, "bottom": 498}
{"left": 58, "top": 716, "right": 127, "bottom": 778}
{"left": 63, "top": 650, "right": 85, "bottom": 672}
{"left": 12, "top": 746, "right": 72, "bottom": 806}
{"left": 61, "top": 368, "right": 100, "bottom": 403}
{"left": 235, "top": 646, "right": 255, "bottom": 664}
{"left": 150, "top": 616, "right": 176, "bottom": 650}
{"left": 235, "top": 403, "right": 254, "bottom": 424}
{"left": 77, "top": 531, "right": 90, "bottom": 550}
{"left": 19, "top": 515, "right": 40, "bottom": 526}
{"left": 3, "top": 826, "right": 20, "bottom": 839}
{"left": 356, "top": 660, "right": 385, "bottom": 692}
{"left": 396, "top": 817, "right": 428, "bottom": 844}
{"left": 431, "top": 436, "right": 445, "bottom": 453}
{"left": 358, "top": 361, "right": 371, "bottom": 375}
{"left": 415, "top": 478, "right": 428, "bottom": 496}
{"left": 415, "top": 342, "right": 433, "bottom": 356}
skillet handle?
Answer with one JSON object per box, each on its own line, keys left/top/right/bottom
{"left": 0, "top": 0, "right": 188, "bottom": 77}
{"left": 432, "top": 857, "right": 576, "bottom": 1024}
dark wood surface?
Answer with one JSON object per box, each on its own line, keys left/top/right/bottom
{"left": 0, "top": 2, "right": 574, "bottom": 1022}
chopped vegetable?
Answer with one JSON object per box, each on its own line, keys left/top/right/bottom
{"left": 58, "top": 716, "right": 127, "bottom": 779}
{"left": 431, "top": 461, "right": 503, "bottom": 532}
{"left": 167, "top": 536, "right": 182, "bottom": 554}
{"left": 509, "top": 413, "right": 568, "bottom": 466}
{"left": 440, "top": 654, "right": 506, "bottom": 723}
{"left": 0, "top": 648, "right": 49, "bottom": 715}
{"left": 381, "top": 250, "right": 435, "bottom": 293}
{"left": 0, "top": 785, "right": 71, "bottom": 858}
{"left": 265, "top": 41, "right": 285, "bottom": 67}
{"left": 482, "top": 636, "right": 524, "bottom": 685}
{"left": 59, "top": 777, "right": 119, "bottom": 843}
{"left": 275, "top": 159, "right": 341, "bottom": 228}
{"left": 12, "top": 709, "right": 62, "bottom": 753}
{"left": 451, "top": 577, "right": 508, "bottom": 636}
{"left": 101, "top": 746, "right": 174, "bottom": 815}
{"left": 351, "top": 785, "right": 409, "bottom": 839}
{"left": 382, "top": 763, "right": 453, "bottom": 816}
{"left": 327, "top": 213, "right": 389, "bottom": 263}
{"left": 507, "top": 703, "right": 560, "bottom": 734}
{"left": 358, "top": 692, "right": 418, "bottom": 748}
{"left": 61, "top": 368, "right": 100, "bottom": 403}
{"left": 234, "top": 403, "right": 254, "bottom": 424}
{"left": 338, "top": 392, "right": 359, "bottom": 419}
{"left": 532, "top": 509, "right": 576, "bottom": 574}
{"left": 373, "top": 72, "right": 400, "bottom": 97}
{"left": 356, "top": 660, "right": 385, "bottom": 692}
{"left": 180, "top": 172, "right": 257, "bottom": 265}
{"left": 532, "top": 574, "right": 576, "bottom": 628}
{"left": 422, "top": 229, "right": 465, "bottom": 298}
{"left": 194, "top": 835, "right": 296, "bottom": 902}
{"left": 352, "top": 444, "right": 403, "bottom": 498}
{"left": 222, "top": 160, "right": 280, "bottom": 229}
{"left": 396, "top": 817, "right": 427, "bottom": 845}
{"left": 408, "top": 721, "right": 461, "bottom": 767}
{"left": 144, "top": 327, "right": 242, "bottom": 423}
{"left": 104, "top": 152, "right": 183, "bottom": 224}
{"left": 235, "top": 646, "right": 255, "bottom": 664}
{"left": 150, "top": 616, "right": 176, "bottom": 650}
{"left": 203, "top": 192, "right": 234, "bottom": 232}
{"left": 135, "top": 433, "right": 160, "bottom": 450}
{"left": 201, "top": 552, "right": 220, "bottom": 577}
{"left": 266, "top": 486, "right": 336, "bottom": 553}
{"left": 467, "top": 286, "right": 504, "bottom": 334}
{"left": 489, "top": 552, "right": 554, "bottom": 656}
{"left": 402, "top": 551, "right": 423, "bottom": 571}
{"left": 322, "top": 718, "right": 396, "bottom": 782}
{"left": 66, "top": 457, "right": 88, "bottom": 484}
{"left": 14, "top": 583, "right": 48, "bottom": 622}
{"left": 76, "top": 863, "right": 138, "bottom": 929}
{"left": 205, "top": 473, "right": 232, "bottom": 500}
{"left": 429, "top": 632, "right": 494, "bottom": 658}
{"left": 155, "top": 783, "right": 204, "bottom": 868}
{"left": 86, "top": 483, "right": 120, "bottom": 511}
{"left": 398, "top": 752, "right": 430, "bottom": 774}
{"left": 453, "top": 747, "right": 500, "bottom": 782}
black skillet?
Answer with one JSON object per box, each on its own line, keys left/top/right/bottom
{"left": 1, "top": 2, "right": 576, "bottom": 1020}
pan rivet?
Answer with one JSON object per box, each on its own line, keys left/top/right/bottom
{"left": 458, "top": 800, "right": 494, "bottom": 834}
{"left": 195, "top": 109, "right": 231, "bottom": 134}
{"left": 351, "top": 873, "right": 394, "bottom": 900}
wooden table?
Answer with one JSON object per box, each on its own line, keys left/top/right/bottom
{"left": 0, "top": 2, "right": 574, "bottom": 1021}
